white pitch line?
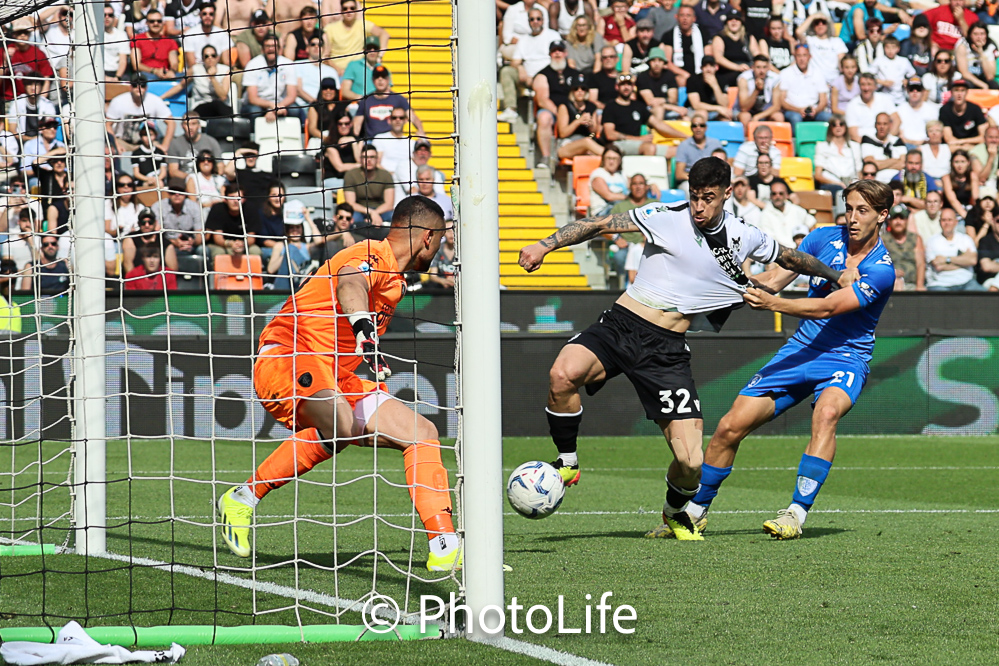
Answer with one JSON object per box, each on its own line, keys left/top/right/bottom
{"left": 471, "top": 635, "right": 613, "bottom": 666}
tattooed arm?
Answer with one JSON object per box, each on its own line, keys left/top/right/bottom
{"left": 774, "top": 244, "right": 860, "bottom": 290}
{"left": 519, "top": 212, "right": 640, "bottom": 272}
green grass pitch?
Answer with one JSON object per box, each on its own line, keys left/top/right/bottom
{"left": 2, "top": 435, "right": 998, "bottom": 665}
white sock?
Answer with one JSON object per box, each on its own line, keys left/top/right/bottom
{"left": 558, "top": 452, "right": 578, "bottom": 467}
{"left": 429, "top": 532, "right": 460, "bottom": 557}
{"left": 788, "top": 503, "right": 807, "bottom": 526}
{"left": 687, "top": 502, "right": 707, "bottom": 520}
{"left": 231, "top": 485, "right": 259, "bottom": 508}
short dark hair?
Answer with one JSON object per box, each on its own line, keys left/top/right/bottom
{"left": 770, "top": 180, "right": 789, "bottom": 195}
{"left": 224, "top": 181, "right": 242, "bottom": 196}
{"left": 883, "top": 35, "right": 899, "bottom": 47}
{"left": 688, "top": 156, "right": 731, "bottom": 191}
{"left": 336, "top": 202, "right": 354, "bottom": 216}
{"left": 843, "top": 179, "right": 893, "bottom": 217}
{"left": 361, "top": 143, "right": 378, "bottom": 156}
{"left": 859, "top": 72, "right": 877, "bottom": 83}
{"left": 391, "top": 195, "right": 446, "bottom": 231}
{"left": 752, "top": 54, "right": 770, "bottom": 64}
{"left": 137, "top": 244, "right": 162, "bottom": 260}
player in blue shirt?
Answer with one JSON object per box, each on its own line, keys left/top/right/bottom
{"left": 663, "top": 179, "right": 895, "bottom": 540}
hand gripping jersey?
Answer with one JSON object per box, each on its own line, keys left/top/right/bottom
{"left": 258, "top": 239, "right": 406, "bottom": 373}
{"left": 627, "top": 202, "right": 780, "bottom": 328}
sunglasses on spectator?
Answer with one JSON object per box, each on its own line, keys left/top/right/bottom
{"left": 132, "top": 82, "right": 147, "bottom": 88}
{"left": 936, "top": 57, "right": 951, "bottom": 63}
{"left": 390, "top": 114, "right": 407, "bottom": 120}
{"left": 105, "top": 11, "right": 114, "bottom": 16}
{"left": 147, "top": 19, "right": 162, "bottom": 24}
{"left": 691, "top": 123, "right": 707, "bottom": 128}
{"left": 336, "top": 213, "right": 352, "bottom": 220}
{"left": 140, "top": 218, "right": 156, "bottom": 224}
{"left": 204, "top": 51, "right": 217, "bottom": 58}
{"left": 830, "top": 120, "right": 845, "bottom": 126}
{"left": 117, "top": 181, "right": 134, "bottom": 187}
{"left": 42, "top": 241, "right": 59, "bottom": 247}
{"left": 310, "top": 40, "right": 322, "bottom": 46}
{"left": 529, "top": 16, "right": 544, "bottom": 21}
{"left": 244, "top": 152, "right": 258, "bottom": 158}
{"left": 602, "top": 55, "right": 617, "bottom": 60}
{"left": 337, "top": 120, "right": 352, "bottom": 126}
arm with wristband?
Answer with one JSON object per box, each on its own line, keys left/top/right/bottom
{"left": 337, "top": 266, "right": 392, "bottom": 380}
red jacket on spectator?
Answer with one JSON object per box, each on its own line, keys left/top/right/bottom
{"left": 923, "top": 4, "right": 979, "bottom": 51}
{"left": 132, "top": 33, "right": 179, "bottom": 71}
{"left": 1, "top": 45, "right": 55, "bottom": 100}
{"left": 124, "top": 266, "right": 178, "bottom": 290}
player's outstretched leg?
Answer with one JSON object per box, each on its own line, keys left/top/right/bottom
{"left": 763, "top": 388, "right": 849, "bottom": 540}
{"left": 646, "top": 418, "right": 705, "bottom": 541}
{"left": 546, "top": 344, "right": 607, "bottom": 487}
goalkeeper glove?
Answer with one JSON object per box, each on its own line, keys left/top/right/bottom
{"left": 350, "top": 315, "right": 392, "bottom": 381}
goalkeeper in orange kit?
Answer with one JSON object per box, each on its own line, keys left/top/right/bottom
{"left": 217, "top": 196, "right": 462, "bottom": 571}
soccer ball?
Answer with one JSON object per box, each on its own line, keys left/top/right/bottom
{"left": 507, "top": 461, "right": 565, "bottom": 519}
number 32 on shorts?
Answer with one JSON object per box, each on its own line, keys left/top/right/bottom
{"left": 659, "top": 389, "right": 699, "bottom": 415}
{"left": 830, "top": 371, "right": 856, "bottom": 387}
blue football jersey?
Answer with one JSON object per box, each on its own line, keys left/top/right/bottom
{"left": 787, "top": 225, "right": 895, "bottom": 362}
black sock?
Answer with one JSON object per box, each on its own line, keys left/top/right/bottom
{"left": 665, "top": 479, "right": 699, "bottom": 514}
{"left": 546, "top": 407, "right": 583, "bottom": 457}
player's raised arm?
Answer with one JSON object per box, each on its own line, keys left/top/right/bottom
{"left": 519, "top": 211, "right": 640, "bottom": 272}
{"left": 773, "top": 244, "right": 859, "bottom": 290}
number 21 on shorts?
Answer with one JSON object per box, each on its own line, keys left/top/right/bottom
{"left": 830, "top": 371, "right": 855, "bottom": 387}
{"left": 660, "top": 389, "right": 695, "bottom": 415}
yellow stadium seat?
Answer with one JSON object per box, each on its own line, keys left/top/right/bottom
{"left": 781, "top": 157, "right": 815, "bottom": 192}
{"left": 654, "top": 120, "right": 691, "bottom": 145}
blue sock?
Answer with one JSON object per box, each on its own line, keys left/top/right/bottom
{"left": 791, "top": 454, "right": 832, "bottom": 511}
{"left": 690, "top": 464, "right": 732, "bottom": 507}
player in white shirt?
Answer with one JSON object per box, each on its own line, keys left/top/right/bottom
{"left": 871, "top": 36, "right": 916, "bottom": 105}
{"left": 519, "top": 157, "right": 851, "bottom": 540}
{"left": 893, "top": 77, "right": 940, "bottom": 146}
{"left": 846, "top": 73, "right": 897, "bottom": 141}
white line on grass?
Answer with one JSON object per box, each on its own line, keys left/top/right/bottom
{"left": 470, "top": 635, "right": 613, "bottom": 666}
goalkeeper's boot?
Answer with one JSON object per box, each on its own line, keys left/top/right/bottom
{"left": 218, "top": 486, "right": 254, "bottom": 557}
{"left": 551, "top": 458, "right": 580, "bottom": 487}
{"left": 427, "top": 547, "right": 463, "bottom": 572}
{"left": 645, "top": 509, "right": 708, "bottom": 539}
{"left": 762, "top": 508, "right": 803, "bottom": 540}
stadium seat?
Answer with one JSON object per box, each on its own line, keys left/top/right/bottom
{"left": 780, "top": 157, "right": 815, "bottom": 191}
{"left": 726, "top": 87, "right": 738, "bottom": 110}
{"left": 254, "top": 117, "right": 304, "bottom": 172}
{"left": 205, "top": 117, "right": 252, "bottom": 141}
{"left": 654, "top": 120, "right": 691, "bottom": 146}
{"left": 622, "top": 155, "right": 669, "bottom": 193}
{"left": 572, "top": 154, "right": 601, "bottom": 217}
{"left": 797, "top": 190, "right": 834, "bottom": 226}
{"left": 146, "top": 80, "right": 183, "bottom": 102}
{"left": 213, "top": 254, "right": 264, "bottom": 290}
{"left": 275, "top": 153, "right": 321, "bottom": 186}
{"left": 659, "top": 189, "right": 686, "bottom": 203}
{"left": 706, "top": 121, "right": 745, "bottom": 159}
{"left": 677, "top": 87, "right": 687, "bottom": 108}
{"left": 749, "top": 121, "right": 794, "bottom": 157}
{"left": 967, "top": 89, "right": 999, "bottom": 110}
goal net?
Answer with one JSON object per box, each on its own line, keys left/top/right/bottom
{"left": 0, "top": 0, "right": 474, "bottom": 643}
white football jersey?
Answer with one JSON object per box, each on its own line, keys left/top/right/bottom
{"left": 627, "top": 202, "right": 780, "bottom": 315}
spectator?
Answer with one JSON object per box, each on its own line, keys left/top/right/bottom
{"left": 12, "top": 78, "right": 57, "bottom": 137}
{"left": 854, "top": 18, "right": 885, "bottom": 74}
{"left": 22, "top": 117, "right": 66, "bottom": 183}
{"left": 965, "top": 196, "right": 996, "bottom": 242}
{"left": 956, "top": 22, "right": 999, "bottom": 91}
{"left": 693, "top": 0, "right": 735, "bottom": 39}
{"left": 0, "top": 259, "right": 20, "bottom": 336}
{"left": 316, "top": 203, "right": 359, "bottom": 260}
{"left": 0, "top": 178, "right": 40, "bottom": 241}
{"left": 912, "top": 190, "right": 944, "bottom": 242}
{"left": 782, "top": 0, "right": 832, "bottom": 33}
{"left": 881, "top": 204, "right": 925, "bottom": 290}
{"left": 257, "top": 181, "right": 289, "bottom": 259}
{"left": 187, "top": 45, "right": 232, "bottom": 118}
{"left": 758, "top": 17, "right": 794, "bottom": 73}
{"left": 121, "top": 210, "right": 179, "bottom": 275}
{"left": 565, "top": 15, "right": 604, "bottom": 74}
{"left": 942, "top": 80, "right": 987, "bottom": 149}
{"left": 223, "top": 142, "right": 270, "bottom": 214}
{"left": 499, "top": 0, "right": 539, "bottom": 63}
{"left": 124, "top": 0, "right": 161, "bottom": 38}
{"left": 182, "top": 2, "right": 232, "bottom": 68}
{"left": 925, "top": 207, "right": 981, "bottom": 290}
{"left": 602, "top": 0, "right": 636, "bottom": 47}
{"left": 2, "top": 208, "right": 43, "bottom": 272}
{"left": 601, "top": 75, "right": 680, "bottom": 156}
{"left": 169, "top": 112, "right": 223, "bottom": 183}
{"left": 711, "top": 13, "right": 754, "bottom": 89}
{"left": 425, "top": 224, "right": 457, "bottom": 290}
{"left": 648, "top": 0, "right": 679, "bottom": 44}
{"left": 622, "top": 18, "right": 657, "bottom": 75}
{"left": 164, "top": 0, "right": 202, "bottom": 37}
{"left": 550, "top": 0, "right": 594, "bottom": 38}
{"left": 775, "top": 43, "right": 832, "bottom": 124}
{"left": 942, "top": 149, "right": 979, "bottom": 213}
{"left": 724, "top": 175, "right": 762, "bottom": 227}
{"left": 922, "top": 50, "right": 957, "bottom": 104}
{"left": 498, "top": 6, "right": 560, "bottom": 123}
{"left": 187, "top": 150, "right": 224, "bottom": 209}
{"left": 266, "top": 208, "right": 315, "bottom": 291}
{"left": 242, "top": 34, "right": 303, "bottom": 123}
{"left": 353, "top": 65, "right": 424, "bottom": 138}
{"left": 975, "top": 208, "right": 999, "bottom": 285}
{"left": 205, "top": 182, "right": 261, "bottom": 258}
{"left": 859, "top": 162, "right": 879, "bottom": 180}
{"left": 532, "top": 40, "right": 581, "bottom": 167}
{"left": 324, "top": 0, "right": 389, "bottom": 74}
{"left": 605, "top": 173, "right": 654, "bottom": 283}
{"left": 103, "top": 3, "right": 131, "bottom": 81}
{"left": 893, "top": 77, "right": 939, "bottom": 146}
{"left": 736, "top": 54, "right": 783, "bottom": 125}
{"left": 42, "top": 6, "right": 74, "bottom": 78}
{"left": 38, "top": 155, "right": 71, "bottom": 236}
{"left": 971, "top": 125, "right": 999, "bottom": 193}
{"left": 343, "top": 144, "right": 395, "bottom": 237}
{"left": 556, "top": 77, "right": 604, "bottom": 160}
{"left": 890, "top": 150, "right": 938, "bottom": 210}
{"left": 747, "top": 153, "right": 790, "bottom": 207}
{"left": 587, "top": 144, "right": 628, "bottom": 215}
{"left": 130, "top": 9, "right": 181, "bottom": 80}
{"left": 1, "top": 25, "right": 55, "bottom": 101}
{"left": 733, "top": 124, "right": 783, "bottom": 177}
{"left": 846, "top": 72, "right": 896, "bottom": 141}
{"left": 839, "top": 0, "right": 894, "bottom": 51}
{"left": 686, "top": 56, "right": 734, "bottom": 120}
{"left": 900, "top": 13, "right": 933, "bottom": 77}
{"left": 106, "top": 75, "right": 176, "bottom": 152}
{"left": 674, "top": 113, "right": 723, "bottom": 188}
{"left": 637, "top": 48, "right": 685, "bottom": 119}
{"left": 394, "top": 138, "right": 446, "bottom": 204}
{"left": 924, "top": 0, "right": 978, "bottom": 52}
{"left": 814, "top": 114, "right": 863, "bottom": 192}
{"left": 872, "top": 35, "right": 915, "bottom": 104}
{"left": 610, "top": 173, "right": 658, "bottom": 215}
{"left": 799, "top": 13, "right": 845, "bottom": 85}
{"left": 292, "top": 34, "right": 339, "bottom": 108}
{"left": 153, "top": 186, "right": 208, "bottom": 275}
{"left": 283, "top": 6, "right": 321, "bottom": 61}
{"left": 234, "top": 10, "right": 272, "bottom": 69}
{"left": 861, "top": 111, "right": 906, "bottom": 181}
{"left": 342, "top": 36, "right": 383, "bottom": 101}
{"left": 758, "top": 180, "right": 815, "bottom": 247}
{"left": 322, "top": 114, "right": 361, "bottom": 189}
{"left": 307, "top": 78, "right": 349, "bottom": 149}
{"left": 921, "top": 121, "right": 952, "bottom": 183}
{"left": 663, "top": 6, "right": 709, "bottom": 88}
{"left": 20, "top": 234, "right": 69, "bottom": 295}
{"left": 415, "top": 165, "right": 454, "bottom": 221}
{"left": 587, "top": 46, "right": 622, "bottom": 110}
{"left": 131, "top": 123, "right": 169, "bottom": 189}
{"left": 125, "top": 245, "right": 178, "bottom": 291}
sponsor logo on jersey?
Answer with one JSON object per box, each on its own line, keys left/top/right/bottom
{"left": 357, "top": 261, "right": 372, "bottom": 274}
{"left": 747, "top": 373, "right": 763, "bottom": 388}
{"left": 796, "top": 475, "right": 819, "bottom": 497}
{"left": 857, "top": 281, "right": 875, "bottom": 299}
{"left": 876, "top": 253, "right": 893, "bottom": 266}
{"left": 831, "top": 240, "right": 844, "bottom": 250}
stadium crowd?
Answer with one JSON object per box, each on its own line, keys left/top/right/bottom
{"left": 497, "top": 0, "right": 999, "bottom": 291}
{"left": 0, "top": 0, "right": 458, "bottom": 303}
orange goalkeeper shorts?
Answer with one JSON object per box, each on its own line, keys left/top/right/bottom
{"left": 254, "top": 344, "right": 384, "bottom": 429}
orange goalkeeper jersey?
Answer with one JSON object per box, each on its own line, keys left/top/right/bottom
{"left": 259, "top": 239, "right": 406, "bottom": 372}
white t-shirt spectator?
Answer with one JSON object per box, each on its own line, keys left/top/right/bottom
{"left": 895, "top": 100, "right": 940, "bottom": 144}
{"left": 514, "top": 28, "right": 561, "bottom": 79}
{"left": 181, "top": 26, "right": 232, "bottom": 66}
{"left": 242, "top": 54, "right": 295, "bottom": 103}
{"left": 393, "top": 160, "right": 446, "bottom": 204}
{"left": 777, "top": 64, "right": 828, "bottom": 109}
{"left": 814, "top": 140, "right": 863, "bottom": 184}
{"left": 845, "top": 92, "right": 896, "bottom": 139}
{"left": 588, "top": 166, "right": 628, "bottom": 216}
{"left": 758, "top": 201, "right": 815, "bottom": 247}
{"left": 871, "top": 55, "right": 916, "bottom": 105}
{"left": 733, "top": 143, "right": 782, "bottom": 177}
{"left": 806, "top": 35, "right": 847, "bottom": 84}
{"left": 293, "top": 60, "right": 340, "bottom": 106}
{"left": 501, "top": 1, "right": 534, "bottom": 46}
{"left": 43, "top": 25, "right": 72, "bottom": 71}
{"left": 925, "top": 231, "right": 976, "bottom": 287}
{"left": 11, "top": 94, "right": 57, "bottom": 135}
{"left": 0, "top": 130, "right": 20, "bottom": 169}
{"left": 861, "top": 133, "right": 907, "bottom": 181}
{"left": 920, "top": 143, "right": 952, "bottom": 180}
{"left": 736, "top": 69, "right": 779, "bottom": 107}
{"left": 372, "top": 132, "right": 416, "bottom": 175}
{"left": 103, "top": 27, "right": 131, "bottom": 74}
{"left": 106, "top": 91, "right": 172, "bottom": 144}
{"left": 188, "top": 62, "right": 230, "bottom": 109}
